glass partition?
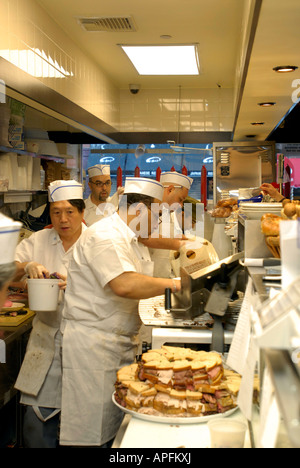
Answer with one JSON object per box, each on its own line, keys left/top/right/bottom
{"left": 82, "top": 143, "right": 214, "bottom": 201}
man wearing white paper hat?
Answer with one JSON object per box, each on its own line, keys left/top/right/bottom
{"left": 84, "top": 164, "right": 122, "bottom": 226}
{"left": 13, "top": 180, "right": 87, "bottom": 448}
{"left": 0, "top": 213, "right": 22, "bottom": 309}
{"left": 160, "top": 171, "right": 193, "bottom": 203}
{"left": 60, "top": 177, "right": 181, "bottom": 447}
{"left": 144, "top": 171, "right": 194, "bottom": 278}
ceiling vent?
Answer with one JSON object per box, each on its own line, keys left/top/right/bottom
{"left": 78, "top": 16, "right": 137, "bottom": 32}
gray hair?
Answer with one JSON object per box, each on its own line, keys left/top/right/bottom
{"left": 0, "top": 262, "right": 16, "bottom": 289}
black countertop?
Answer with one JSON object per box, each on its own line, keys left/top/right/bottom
{"left": 0, "top": 316, "right": 33, "bottom": 409}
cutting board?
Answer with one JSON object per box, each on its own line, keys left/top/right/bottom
{"left": 0, "top": 309, "right": 35, "bottom": 327}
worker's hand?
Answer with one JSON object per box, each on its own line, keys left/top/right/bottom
{"left": 53, "top": 273, "right": 67, "bottom": 291}
{"left": 117, "top": 186, "right": 125, "bottom": 196}
{"left": 24, "top": 262, "right": 49, "bottom": 279}
{"left": 260, "top": 183, "right": 281, "bottom": 201}
{"left": 180, "top": 238, "right": 206, "bottom": 251}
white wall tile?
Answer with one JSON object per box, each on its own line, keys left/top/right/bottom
{"left": 119, "top": 88, "right": 234, "bottom": 133}
{"left": 0, "top": 0, "right": 234, "bottom": 134}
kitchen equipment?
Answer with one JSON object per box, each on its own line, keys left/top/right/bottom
{"left": 27, "top": 279, "right": 60, "bottom": 312}
{"left": 139, "top": 252, "right": 245, "bottom": 353}
{"left": 238, "top": 216, "right": 275, "bottom": 259}
{"left": 168, "top": 252, "right": 244, "bottom": 312}
{"left": 213, "top": 142, "right": 275, "bottom": 205}
{"left": 170, "top": 238, "right": 219, "bottom": 278}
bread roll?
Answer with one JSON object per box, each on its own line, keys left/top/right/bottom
{"left": 283, "top": 202, "right": 297, "bottom": 218}
{"left": 261, "top": 214, "right": 281, "bottom": 236}
{"left": 211, "top": 207, "right": 232, "bottom": 218}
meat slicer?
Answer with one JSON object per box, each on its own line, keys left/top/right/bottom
{"left": 164, "top": 252, "right": 246, "bottom": 352}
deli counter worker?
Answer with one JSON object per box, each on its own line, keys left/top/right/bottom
{"left": 145, "top": 171, "right": 193, "bottom": 278}
{"left": 84, "top": 164, "right": 123, "bottom": 226}
{"left": 60, "top": 177, "right": 181, "bottom": 448}
{"left": 13, "top": 180, "right": 87, "bottom": 449}
{"left": 0, "top": 214, "right": 22, "bottom": 308}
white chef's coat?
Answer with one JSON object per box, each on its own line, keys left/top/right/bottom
{"left": 83, "top": 191, "right": 119, "bottom": 226}
{"left": 14, "top": 224, "right": 87, "bottom": 410}
{"left": 60, "top": 212, "right": 153, "bottom": 446}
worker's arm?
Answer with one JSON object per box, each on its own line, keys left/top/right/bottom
{"left": 260, "top": 183, "right": 285, "bottom": 202}
{"left": 140, "top": 237, "right": 187, "bottom": 250}
{"left": 108, "top": 272, "right": 181, "bottom": 300}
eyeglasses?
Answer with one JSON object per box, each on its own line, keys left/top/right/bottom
{"left": 90, "top": 180, "right": 112, "bottom": 188}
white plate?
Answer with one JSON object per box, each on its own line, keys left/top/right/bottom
{"left": 240, "top": 212, "right": 282, "bottom": 220}
{"left": 241, "top": 207, "right": 281, "bottom": 211}
{"left": 240, "top": 203, "right": 282, "bottom": 209}
{"left": 112, "top": 394, "right": 238, "bottom": 425}
{"left": 1, "top": 302, "right": 25, "bottom": 312}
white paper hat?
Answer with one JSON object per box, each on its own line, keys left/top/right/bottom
{"left": 48, "top": 180, "right": 83, "bottom": 202}
{"left": 0, "top": 213, "right": 22, "bottom": 265}
{"left": 124, "top": 177, "right": 164, "bottom": 201}
{"left": 160, "top": 171, "right": 193, "bottom": 190}
{"left": 88, "top": 165, "right": 110, "bottom": 178}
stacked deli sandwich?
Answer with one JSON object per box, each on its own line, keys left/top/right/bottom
{"left": 114, "top": 346, "right": 241, "bottom": 418}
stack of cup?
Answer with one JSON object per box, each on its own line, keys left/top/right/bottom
{"left": 208, "top": 419, "right": 247, "bottom": 449}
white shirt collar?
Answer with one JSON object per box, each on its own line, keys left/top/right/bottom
{"left": 50, "top": 223, "right": 87, "bottom": 245}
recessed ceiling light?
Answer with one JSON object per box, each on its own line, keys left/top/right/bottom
{"left": 160, "top": 35, "right": 172, "bottom": 40}
{"left": 258, "top": 102, "right": 276, "bottom": 107}
{"left": 251, "top": 122, "right": 265, "bottom": 126}
{"left": 273, "top": 65, "right": 298, "bottom": 73}
{"left": 120, "top": 44, "right": 200, "bottom": 75}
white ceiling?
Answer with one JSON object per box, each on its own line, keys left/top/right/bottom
{"left": 36, "top": 0, "right": 300, "bottom": 142}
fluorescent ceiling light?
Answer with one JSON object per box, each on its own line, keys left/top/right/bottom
{"left": 121, "top": 44, "right": 199, "bottom": 75}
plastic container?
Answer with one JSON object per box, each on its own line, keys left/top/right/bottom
{"left": 27, "top": 279, "right": 60, "bottom": 312}
{"left": 208, "top": 419, "right": 247, "bottom": 448}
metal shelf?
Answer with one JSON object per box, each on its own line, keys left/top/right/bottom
{"left": 0, "top": 145, "right": 66, "bottom": 163}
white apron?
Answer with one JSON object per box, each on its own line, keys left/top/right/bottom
{"left": 14, "top": 225, "right": 86, "bottom": 418}
{"left": 60, "top": 214, "right": 153, "bottom": 446}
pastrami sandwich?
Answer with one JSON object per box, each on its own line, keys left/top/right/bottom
{"left": 153, "top": 387, "right": 187, "bottom": 416}
{"left": 125, "top": 382, "right": 157, "bottom": 410}
{"left": 114, "top": 347, "right": 239, "bottom": 417}
{"left": 114, "top": 364, "right": 139, "bottom": 407}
